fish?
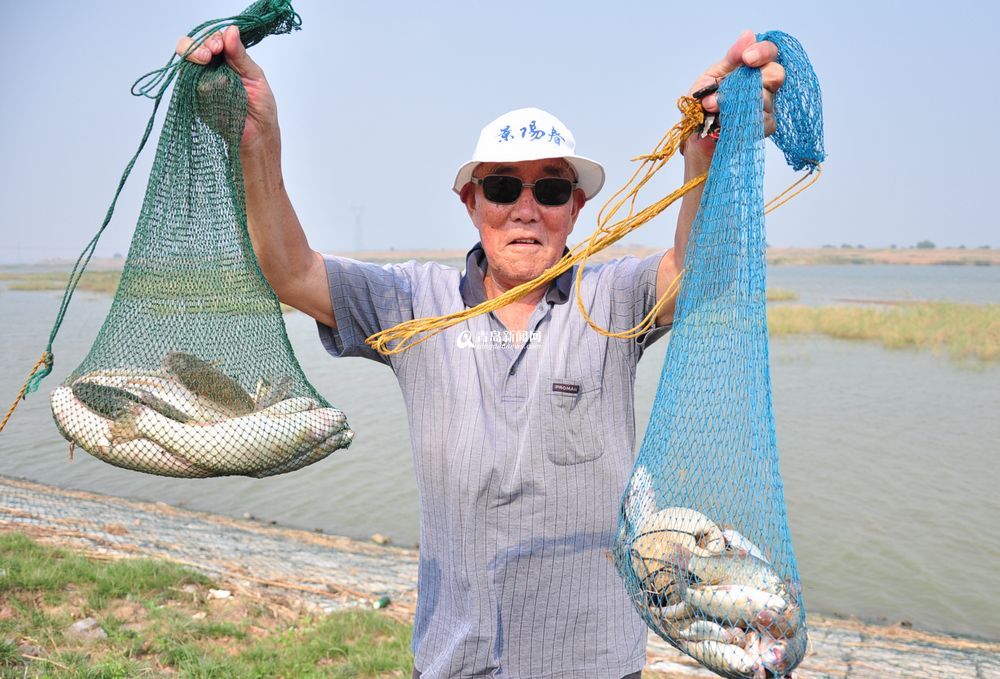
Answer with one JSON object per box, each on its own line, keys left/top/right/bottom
{"left": 72, "top": 381, "right": 192, "bottom": 423}
{"left": 679, "top": 620, "right": 746, "bottom": 645}
{"left": 250, "top": 426, "right": 354, "bottom": 478}
{"left": 758, "top": 627, "right": 807, "bottom": 676}
{"left": 651, "top": 600, "right": 694, "bottom": 622}
{"left": 630, "top": 507, "right": 726, "bottom": 587}
{"left": 76, "top": 371, "right": 233, "bottom": 422}
{"left": 252, "top": 376, "right": 294, "bottom": 410}
{"left": 754, "top": 600, "right": 804, "bottom": 639}
{"left": 722, "top": 528, "right": 767, "bottom": 562}
{"left": 50, "top": 386, "right": 212, "bottom": 477}
{"left": 162, "top": 351, "right": 255, "bottom": 417}
{"left": 110, "top": 397, "right": 348, "bottom": 475}
{"left": 623, "top": 466, "right": 655, "bottom": 537}
{"left": 683, "top": 584, "right": 788, "bottom": 628}
{"left": 685, "top": 640, "right": 756, "bottom": 679}
{"left": 666, "top": 548, "right": 785, "bottom": 594}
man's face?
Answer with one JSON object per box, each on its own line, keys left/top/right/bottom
{"left": 461, "top": 158, "right": 586, "bottom": 291}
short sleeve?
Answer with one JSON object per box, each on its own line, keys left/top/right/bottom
{"left": 606, "top": 250, "right": 672, "bottom": 354}
{"left": 316, "top": 255, "right": 416, "bottom": 366}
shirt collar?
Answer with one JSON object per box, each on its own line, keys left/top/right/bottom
{"left": 459, "top": 242, "right": 572, "bottom": 308}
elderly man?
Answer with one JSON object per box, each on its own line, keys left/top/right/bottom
{"left": 181, "top": 27, "right": 784, "bottom": 679}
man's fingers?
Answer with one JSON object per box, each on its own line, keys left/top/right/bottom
{"left": 176, "top": 29, "right": 224, "bottom": 64}
{"left": 742, "top": 40, "right": 778, "bottom": 68}
{"left": 761, "top": 62, "right": 785, "bottom": 93}
{"left": 176, "top": 36, "right": 207, "bottom": 64}
{"left": 702, "top": 29, "right": 757, "bottom": 81}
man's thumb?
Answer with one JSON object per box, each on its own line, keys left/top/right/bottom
{"left": 222, "top": 25, "right": 263, "bottom": 79}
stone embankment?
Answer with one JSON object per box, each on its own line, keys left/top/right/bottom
{"left": 2, "top": 476, "right": 997, "bottom": 678}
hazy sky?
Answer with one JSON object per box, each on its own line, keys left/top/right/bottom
{"left": 1, "top": 1, "right": 996, "bottom": 265}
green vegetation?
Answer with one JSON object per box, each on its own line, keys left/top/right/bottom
{"left": 0, "top": 532, "right": 413, "bottom": 678}
{"left": 766, "top": 288, "right": 798, "bottom": 302}
{"left": 0, "top": 271, "right": 297, "bottom": 313}
{"left": 768, "top": 302, "right": 1000, "bottom": 363}
{"left": 0, "top": 271, "right": 121, "bottom": 295}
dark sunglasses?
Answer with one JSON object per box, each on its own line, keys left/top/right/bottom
{"left": 472, "top": 175, "right": 577, "bottom": 207}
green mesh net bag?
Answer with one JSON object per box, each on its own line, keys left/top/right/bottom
{"left": 27, "top": 1, "right": 352, "bottom": 479}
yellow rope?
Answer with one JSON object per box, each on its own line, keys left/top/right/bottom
{"left": 0, "top": 352, "right": 51, "bottom": 434}
{"left": 365, "top": 97, "right": 822, "bottom": 355}
{"left": 366, "top": 97, "right": 707, "bottom": 355}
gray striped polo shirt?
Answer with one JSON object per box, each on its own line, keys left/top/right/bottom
{"left": 317, "top": 244, "right": 669, "bottom": 679}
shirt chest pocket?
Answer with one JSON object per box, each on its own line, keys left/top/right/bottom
{"left": 541, "top": 372, "right": 606, "bottom": 466}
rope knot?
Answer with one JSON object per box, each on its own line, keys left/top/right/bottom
{"left": 677, "top": 96, "right": 706, "bottom": 126}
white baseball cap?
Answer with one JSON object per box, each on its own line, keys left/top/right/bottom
{"left": 452, "top": 107, "right": 605, "bottom": 200}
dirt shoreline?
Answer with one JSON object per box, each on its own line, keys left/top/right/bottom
{"left": 1, "top": 475, "right": 997, "bottom": 678}
{"left": 16, "top": 246, "right": 997, "bottom": 271}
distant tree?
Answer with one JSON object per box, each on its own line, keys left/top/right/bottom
{"left": 959, "top": 244, "right": 967, "bottom": 249}
{"left": 915, "top": 240, "right": 936, "bottom": 249}
{"left": 978, "top": 244, "right": 992, "bottom": 249}
{"left": 890, "top": 244, "right": 897, "bottom": 249}
{"left": 822, "top": 244, "right": 835, "bottom": 249}
{"left": 856, "top": 244, "right": 865, "bottom": 249}
{"left": 841, "top": 243, "right": 852, "bottom": 249}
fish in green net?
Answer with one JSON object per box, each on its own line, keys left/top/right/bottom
{"left": 163, "top": 351, "right": 256, "bottom": 417}
{"left": 109, "top": 395, "right": 348, "bottom": 475}
{"left": 51, "top": 386, "right": 212, "bottom": 477}
{"left": 28, "top": 1, "right": 349, "bottom": 478}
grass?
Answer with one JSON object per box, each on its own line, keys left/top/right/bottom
{"left": 768, "top": 302, "right": 1000, "bottom": 363}
{"left": 0, "top": 532, "right": 414, "bottom": 678}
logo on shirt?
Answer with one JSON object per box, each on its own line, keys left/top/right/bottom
{"left": 456, "top": 329, "right": 542, "bottom": 350}
{"left": 551, "top": 382, "right": 581, "bottom": 395}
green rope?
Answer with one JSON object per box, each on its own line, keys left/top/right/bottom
{"left": 21, "top": 0, "right": 301, "bottom": 398}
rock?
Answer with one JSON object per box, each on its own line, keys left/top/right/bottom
{"left": 207, "top": 589, "right": 231, "bottom": 600}
{"left": 191, "top": 611, "right": 207, "bottom": 620}
{"left": 18, "top": 643, "right": 45, "bottom": 659}
{"left": 371, "top": 533, "right": 391, "bottom": 546}
{"left": 111, "top": 602, "right": 146, "bottom": 623}
{"left": 66, "top": 617, "right": 107, "bottom": 643}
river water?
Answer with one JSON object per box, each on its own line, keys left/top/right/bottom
{"left": 1, "top": 264, "right": 998, "bottom": 639}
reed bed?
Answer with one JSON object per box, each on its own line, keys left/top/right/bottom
{"left": 766, "top": 288, "right": 799, "bottom": 302}
{"left": 768, "top": 302, "right": 1000, "bottom": 363}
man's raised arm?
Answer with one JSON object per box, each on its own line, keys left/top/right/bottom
{"left": 178, "top": 26, "right": 336, "bottom": 328}
{"left": 654, "top": 31, "right": 786, "bottom": 327}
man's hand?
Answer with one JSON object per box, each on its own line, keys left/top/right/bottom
{"left": 176, "top": 26, "right": 278, "bottom": 153}
{"left": 681, "top": 30, "right": 786, "bottom": 168}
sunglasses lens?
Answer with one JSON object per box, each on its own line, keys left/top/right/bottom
{"left": 481, "top": 175, "right": 523, "bottom": 204}
{"left": 533, "top": 178, "right": 573, "bottom": 206}
{"left": 479, "top": 175, "right": 574, "bottom": 206}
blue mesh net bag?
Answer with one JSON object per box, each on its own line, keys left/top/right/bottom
{"left": 613, "top": 31, "right": 825, "bottom": 679}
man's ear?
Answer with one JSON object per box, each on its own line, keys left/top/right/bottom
{"left": 567, "top": 188, "right": 586, "bottom": 234}
{"left": 459, "top": 183, "right": 477, "bottom": 219}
